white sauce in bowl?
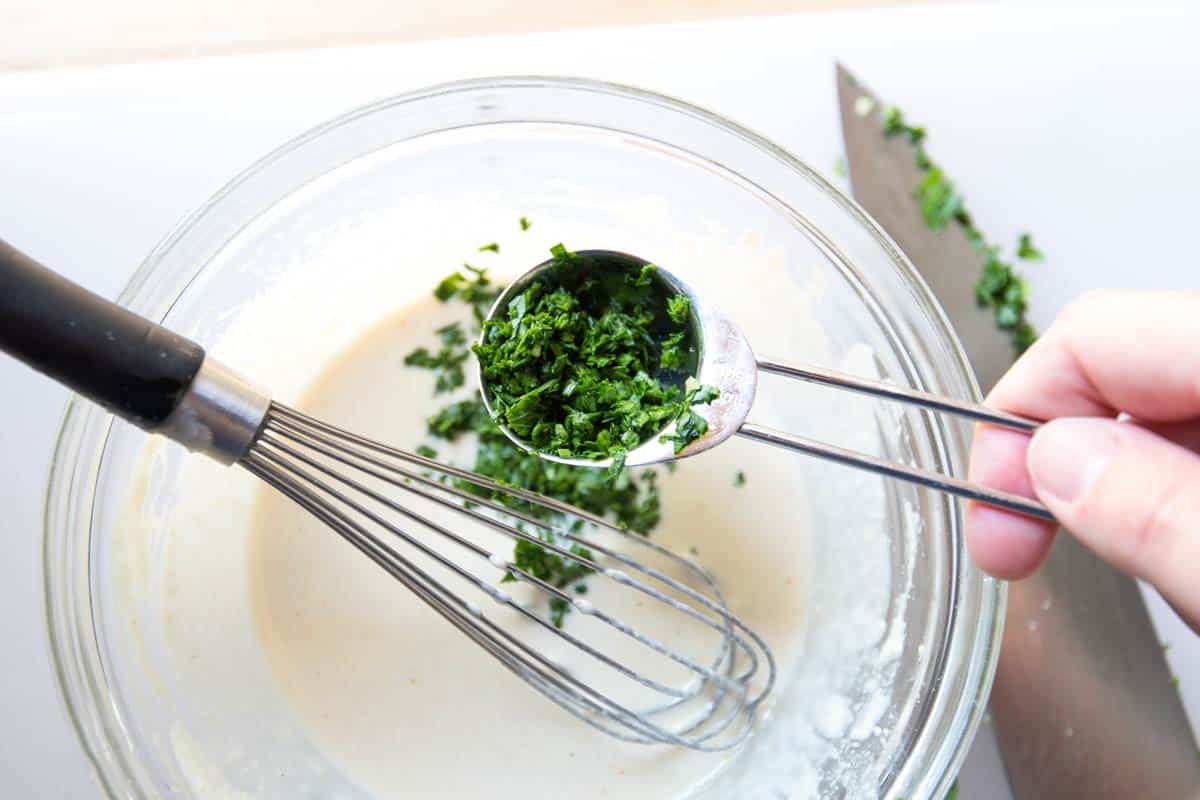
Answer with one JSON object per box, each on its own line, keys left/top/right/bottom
{"left": 110, "top": 209, "right": 909, "bottom": 798}
{"left": 247, "top": 298, "right": 812, "bottom": 798}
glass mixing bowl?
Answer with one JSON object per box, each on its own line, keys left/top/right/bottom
{"left": 44, "top": 77, "right": 1003, "bottom": 798}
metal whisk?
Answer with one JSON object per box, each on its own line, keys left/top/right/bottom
{"left": 245, "top": 403, "right": 775, "bottom": 749}
{"left": 0, "top": 240, "right": 774, "bottom": 751}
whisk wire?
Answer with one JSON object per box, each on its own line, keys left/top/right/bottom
{"left": 264, "top": 407, "right": 769, "bottom": 686}
{"left": 243, "top": 402, "right": 776, "bottom": 751}
{"left": 242, "top": 452, "right": 682, "bottom": 747}
{"left": 252, "top": 435, "right": 713, "bottom": 702}
{"left": 255, "top": 421, "right": 754, "bottom": 745}
{"left": 256, "top": 426, "right": 749, "bottom": 697}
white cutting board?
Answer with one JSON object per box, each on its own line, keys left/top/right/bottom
{"left": 1, "top": 2, "right": 1197, "bottom": 797}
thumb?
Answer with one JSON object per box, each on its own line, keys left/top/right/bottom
{"left": 1027, "top": 417, "right": 1200, "bottom": 631}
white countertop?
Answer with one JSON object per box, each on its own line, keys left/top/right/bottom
{"left": 1, "top": 2, "right": 1197, "bottom": 796}
{"left": 0, "top": 0, "right": 905, "bottom": 71}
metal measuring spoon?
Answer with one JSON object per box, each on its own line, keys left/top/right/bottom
{"left": 479, "top": 249, "right": 1051, "bottom": 520}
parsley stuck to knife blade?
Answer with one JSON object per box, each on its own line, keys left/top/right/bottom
{"left": 851, "top": 93, "right": 1045, "bottom": 800}
{"left": 855, "top": 98, "right": 1041, "bottom": 354}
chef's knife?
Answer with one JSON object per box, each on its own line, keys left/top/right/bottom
{"left": 836, "top": 64, "right": 1200, "bottom": 799}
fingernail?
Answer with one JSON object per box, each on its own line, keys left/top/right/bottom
{"left": 1027, "top": 418, "right": 1117, "bottom": 505}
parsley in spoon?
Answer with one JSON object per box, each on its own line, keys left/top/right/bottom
{"left": 474, "top": 246, "right": 718, "bottom": 478}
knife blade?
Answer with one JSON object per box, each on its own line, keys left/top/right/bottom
{"left": 836, "top": 64, "right": 1200, "bottom": 799}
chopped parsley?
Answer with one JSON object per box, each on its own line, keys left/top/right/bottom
{"left": 502, "top": 534, "right": 594, "bottom": 628}
{"left": 427, "top": 396, "right": 664, "bottom": 534}
{"left": 658, "top": 378, "right": 718, "bottom": 455}
{"left": 432, "top": 263, "right": 502, "bottom": 323}
{"left": 403, "top": 342, "right": 468, "bottom": 394}
{"left": 404, "top": 319, "right": 473, "bottom": 393}
{"left": 872, "top": 101, "right": 1039, "bottom": 354}
{"left": 734, "top": 470, "right": 746, "bottom": 487}
{"left": 427, "top": 398, "right": 492, "bottom": 439}
{"left": 1017, "top": 233, "right": 1043, "bottom": 261}
{"left": 666, "top": 294, "right": 691, "bottom": 325}
{"left": 409, "top": 244, "right": 677, "bottom": 626}
{"left": 436, "top": 321, "right": 466, "bottom": 346}
{"left": 474, "top": 245, "right": 718, "bottom": 471}
{"left": 914, "top": 167, "right": 962, "bottom": 230}
{"left": 519, "top": 216, "right": 532, "bottom": 231}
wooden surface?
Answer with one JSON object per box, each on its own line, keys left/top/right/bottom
{"left": 1, "top": 0, "right": 925, "bottom": 72}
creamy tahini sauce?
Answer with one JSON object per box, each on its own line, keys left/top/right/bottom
{"left": 112, "top": 208, "right": 905, "bottom": 797}
{"left": 246, "top": 297, "right": 812, "bottom": 798}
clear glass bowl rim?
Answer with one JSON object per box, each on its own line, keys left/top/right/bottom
{"left": 42, "top": 75, "right": 1005, "bottom": 798}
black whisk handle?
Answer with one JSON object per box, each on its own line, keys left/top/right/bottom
{"left": 0, "top": 238, "right": 205, "bottom": 430}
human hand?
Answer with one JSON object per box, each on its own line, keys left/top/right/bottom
{"left": 967, "top": 290, "right": 1200, "bottom": 632}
